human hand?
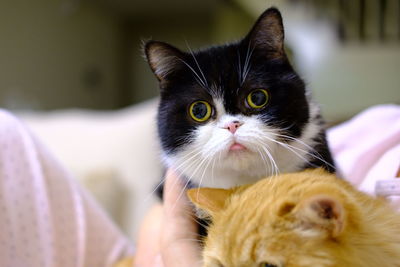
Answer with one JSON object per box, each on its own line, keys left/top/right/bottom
{"left": 134, "top": 169, "right": 202, "bottom": 267}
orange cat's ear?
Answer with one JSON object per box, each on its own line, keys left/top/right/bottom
{"left": 295, "top": 194, "right": 345, "bottom": 238}
{"left": 187, "top": 188, "right": 233, "bottom": 217}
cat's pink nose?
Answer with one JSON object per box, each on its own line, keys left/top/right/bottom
{"left": 225, "top": 121, "right": 242, "bottom": 134}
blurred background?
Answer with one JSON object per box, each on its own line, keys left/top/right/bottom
{"left": 2, "top": 0, "right": 399, "bottom": 119}
{"left": 1, "top": 0, "right": 399, "bottom": 239}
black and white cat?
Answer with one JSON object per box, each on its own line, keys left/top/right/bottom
{"left": 145, "top": 8, "right": 335, "bottom": 189}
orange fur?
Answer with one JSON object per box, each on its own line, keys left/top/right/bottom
{"left": 188, "top": 169, "right": 400, "bottom": 267}
{"left": 113, "top": 256, "right": 134, "bottom": 267}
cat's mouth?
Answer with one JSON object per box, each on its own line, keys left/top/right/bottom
{"left": 229, "top": 142, "right": 247, "bottom": 151}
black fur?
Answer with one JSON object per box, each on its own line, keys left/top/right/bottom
{"left": 146, "top": 7, "right": 335, "bottom": 191}
{"left": 303, "top": 131, "right": 336, "bottom": 173}
{"left": 146, "top": 7, "right": 336, "bottom": 236}
{"left": 146, "top": 9, "right": 316, "bottom": 155}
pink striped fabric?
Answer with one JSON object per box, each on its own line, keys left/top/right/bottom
{"left": 0, "top": 110, "right": 134, "bottom": 267}
{"left": 328, "top": 104, "right": 400, "bottom": 206}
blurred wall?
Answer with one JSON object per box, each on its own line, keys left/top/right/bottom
{"left": 0, "top": 0, "right": 124, "bottom": 110}
{"left": 0, "top": 0, "right": 223, "bottom": 110}
{"left": 1, "top": 0, "right": 399, "bottom": 120}
{"left": 235, "top": 0, "right": 400, "bottom": 122}
{"left": 126, "top": 12, "right": 217, "bottom": 105}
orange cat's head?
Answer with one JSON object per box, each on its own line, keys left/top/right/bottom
{"left": 187, "top": 168, "right": 400, "bottom": 267}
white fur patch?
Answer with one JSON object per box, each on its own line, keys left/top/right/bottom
{"left": 165, "top": 97, "right": 324, "bottom": 189}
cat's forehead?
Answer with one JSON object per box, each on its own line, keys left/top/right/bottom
{"left": 209, "top": 215, "right": 336, "bottom": 267}
{"left": 208, "top": 217, "right": 292, "bottom": 266}
{"left": 195, "top": 43, "right": 241, "bottom": 64}
{"left": 175, "top": 45, "right": 272, "bottom": 107}
{"left": 189, "top": 45, "right": 243, "bottom": 86}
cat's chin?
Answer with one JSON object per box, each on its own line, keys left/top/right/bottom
{"left": 165, "top": 148, "right": 270, "bottom": 188}
{"left": 221, "top": 150, "right": 263, "bottom": 172}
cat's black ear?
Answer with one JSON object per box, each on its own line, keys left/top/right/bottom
{"left": 245, "top": 7, "right": 285, "bottom": 57}
{"left": 144, "top": 40, "right": 185, "bottom": 81}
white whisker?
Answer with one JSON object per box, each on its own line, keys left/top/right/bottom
{"left": 242, "top": 41, "right": 255, "bottom": 85}
{"left": 237, "top": 50, "right": 242, "bottom": 86}
{"left": 210, "top": 153, "right": 217, "bottom": 187}
{"left": 177, "top": 58, "right": 206, "bottom": 88}
{"left": 172, "top": 149, "right": 213, "bottom": 210}
{"left": 256, "top": 147, "right": 272, "bottom": 177}
{"left": 269, "top": 132, "right": 335, "bottom": 170}
{"left": 143, "top": 145, "right": 204, "bottom": 202}
{"left": 196, "top": 156, "right": 214, "bottom": 199}
{"left": 256, "top": 133, "right": 317, "bottom": 170}
{"left": 260, "top": 146, "right": 280, "bottom": 176}
{"left": 185, "top": 41, "right": 209, "bottom": 88}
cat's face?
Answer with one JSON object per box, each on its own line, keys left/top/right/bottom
{"left": 188, "top": 169, "right": 362, "bottom": 267}
{"left": 145, "top": 8, "right": 331, "bottom": 188}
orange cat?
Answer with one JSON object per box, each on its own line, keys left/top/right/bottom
{"left": 188, "top": 168, "right": 400, "bottom": 267}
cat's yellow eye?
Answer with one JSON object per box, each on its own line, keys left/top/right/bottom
{"left": 189, "top": 101, "right": 212, "bottom": 122}
{"left": 247, "top": 89, "right": 269, "bottom": 109}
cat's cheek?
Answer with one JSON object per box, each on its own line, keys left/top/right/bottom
{"left": 234, "top": 117, "right": 278, "bottom": 150}
{"left": 195, "top": 124, "right": 233, "bottom": 156}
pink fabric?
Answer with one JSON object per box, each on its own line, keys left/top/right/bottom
{"left": 0, "top": 105, "right": 398, "bottom": 266}
{"left": 328, "top": 104, "right": 400, "bottom": 199}
{"left": 0, "top": 110, "right": 134, "bottom": 267}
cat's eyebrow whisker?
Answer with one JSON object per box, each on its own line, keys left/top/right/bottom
{"left": 241, "top": 41, "right": 255, "bottom": 86}
{"left": 177, "top": 58, "right": 207, "bottom": 88}
{"left": 185, "top": 41, "right": 209, "bottom": 89}
{"left": 242, "top": 41, "right": 251, "bottom": 84}
{"left": 210, "top": 82, "right": 222, "bottom": 99}
{"left": 236, "top": 49, "right": 242, "bottom": 86}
